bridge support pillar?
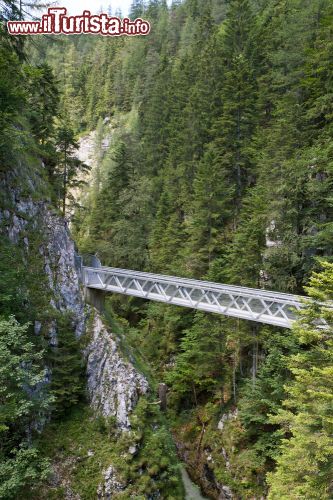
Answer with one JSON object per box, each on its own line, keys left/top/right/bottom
{"left": 84, "top": 287, "right": 105, "bottom": 312}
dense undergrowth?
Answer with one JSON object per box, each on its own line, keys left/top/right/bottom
{"left": 27, "top": 400, "right": 183, "bottom": 499}
{"left": 24, "top": 304, "right": 184, "bottom": 499}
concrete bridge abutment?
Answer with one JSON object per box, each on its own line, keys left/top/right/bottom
{"left": 84, "top": 287, "right": 105, "bottom": 313}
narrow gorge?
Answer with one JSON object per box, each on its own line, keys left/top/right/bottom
{"left": 1, "top": 0, "right": 333, "bottom": 499}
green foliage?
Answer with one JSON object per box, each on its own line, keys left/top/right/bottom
{"left": 0, "top": 446, "right": 50, "bottom": 500}
{"left": 167, "top": 313, "right": 226, "bottom": 407}
{"left": 0, "top": 237, "right": 25, "bottom": 318}
{"left": 267, "top": 262, "right": 333, "bottom": 498}
{"left": 54, "top": 123, "right": 90, "bottom": 215}
{"left": 126, "top": 398, "right": 184, "bottom": 497}
{"left": 23, "top": 64, "right": 59, "bottom": 144}
{"left": 30, "top": 405, "right": 119, "bottom": 499}
{"left": 237, "top": 328, "right": 300, "bottom": 470}
{"left": 48, "top": 314, "right": 85, "bottom": 416}
{"left": 0, "top": 317, "right": 52, "bottom": 498}
{"left": 0, "top": 44, "right": 27, "bottom": 171}
{"left": 76, "top": 133, "right": 151, "bottom": 269}
{"left": 0, "top": 317, "right": 49, "bottom": 435}
{"left": 29, "top": 401, "right": 183, "bottom": 499}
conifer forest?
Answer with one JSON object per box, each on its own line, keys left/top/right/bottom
{"left": 0, "top": 0, "right": 333, "bottom": 498}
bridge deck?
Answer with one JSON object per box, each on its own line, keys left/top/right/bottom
{"left": 82, "top": 265, "right": 305, "bottom": 328}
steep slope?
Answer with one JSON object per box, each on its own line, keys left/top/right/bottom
{"left": 0, "top": 169, "right": 183, "bottom": 498}
{"left": 86, "top": 311, "right": 149, "bottom": 430}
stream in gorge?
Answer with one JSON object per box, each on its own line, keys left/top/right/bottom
{"left": 180, "top": 465, "right": 208, "bottom": 499}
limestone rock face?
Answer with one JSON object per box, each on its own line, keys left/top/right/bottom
{"left": 40, "top": 210, "right": 85, "bottom": 338}
{"left": 97, "top": 465, "right": 125, "bottom": 499}
{"left": 0, "top": 193, "right": 84, "bottom": 338}
{"left": 0, "top": 194, "right": 85, "bottom": 431}
{"left": 86, "top": 312, "right": 149, "bottom": 429}
{"left": 218, "top": 485, "right": 233, "bottom": 500}
{"left": 3, "top": 196, "right": 148, "bottom": 429}
{"left": 217, "top": 408, "right": 238, "bottom": 431}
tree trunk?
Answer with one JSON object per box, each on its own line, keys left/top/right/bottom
{"left": 196, "top": 422, "right": 205, "bottom": 463}
{"left": 192, "top": 382, "right": 198, "bottom": 407}
{"left": 252, "top": 326, "right": 258, "bottom": 387}
{"left": 62, "top": 146, "right": 67, "bottom": 216}
{"left": 158, "top": 383, "right": 167, "bottom": 412}
{"left": 233, "top": 351, "right": 237, "bottom": 403}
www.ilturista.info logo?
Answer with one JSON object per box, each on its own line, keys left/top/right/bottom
{"left": 7, "top": 8, "right": 151, "bottom": 36}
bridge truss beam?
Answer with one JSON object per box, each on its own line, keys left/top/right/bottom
{"left": 82, "top": 266, "right": 305, "bottom": 328}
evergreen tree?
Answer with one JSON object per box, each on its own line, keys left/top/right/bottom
{"left": 0, "top": 45, "right": 26, "bottom": 171}
{"left": 0, "top": 317, "right": 50, "bottom": 440}
{"left": 209, "top": 0, "right": 259, "bottom": 214}
{"left": 267, "top": 262, "right": 333, "bottom": 499}
{"left": 130, "top": 0, "right": 145, "bottom": 18}
{"left": 49, "top": 315, "right": 85, "bottom": 416}
{"left": 24, "top": 64, "right": 58, "bottom": 144}
{"left": 54, "top": 123, "right": 89, "bottom": 216}
{"left": 167, "top": 313, "right": 226, "bottom": 407}
{"left": 185, "top": 148, "right": 234, "bottom": 277}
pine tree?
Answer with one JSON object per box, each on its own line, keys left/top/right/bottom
{"left": 48, "top": 315, "right": 84, "bottom": 416}
{"left": 130, "top": 0, "right": 145, "bottom": 18}
{"left": 54, "top": 123, "right": 90, "bottom": 216}
{"left": 254, "top": 0, "right": 333, "bottom": 292}
{"left": 185, "top": 148, "right": 234, "bottom": 277}
{"left": 267, "top": 261, "right": 333, "bottom": 499}
{"left": 0, "top": 45, "right": 26, "bottom": 171}
{"left": 209, "top": 0, "right": 259, "bottom": 214}
{"left": 167, "top": 313, "right": 226, "bottom": 407}
{"left": 24, "top": 64, "right": 58, "bottom": 144}
{"left": 225, "top": 186, "right": 267, "bottom": 287}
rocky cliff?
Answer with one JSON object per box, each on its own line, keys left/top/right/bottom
{"left": 1, "top": 192, "right": 84, "bottom": 339}
{"left": 1, "top": 181, "right": 147, "bottom": 405}
{"left": 86, "top": 311, "right": 149, "bottom": 429}
{"left": 1, "top": 182, "right": 150, "bottom": 497}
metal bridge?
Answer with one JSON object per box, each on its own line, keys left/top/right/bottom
{"left": 81, "top": 261, "right": 306, "bottom": 328}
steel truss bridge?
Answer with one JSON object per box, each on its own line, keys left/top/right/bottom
{"left": 81, "top": 261, "right": 308, "bottom": 328}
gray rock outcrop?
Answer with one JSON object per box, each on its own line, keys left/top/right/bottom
{"left": 97, "top": 465, "right": 125, "bottom": 499}
{"left": 86, "top": 312, "right": 149, "bottom": 429}
{"left": 1, "top": 193, "right": 84, "bottom": 338}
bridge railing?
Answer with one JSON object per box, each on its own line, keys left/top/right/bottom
{"left": 82, "top": 265, "right": 307, "bottom": 328}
